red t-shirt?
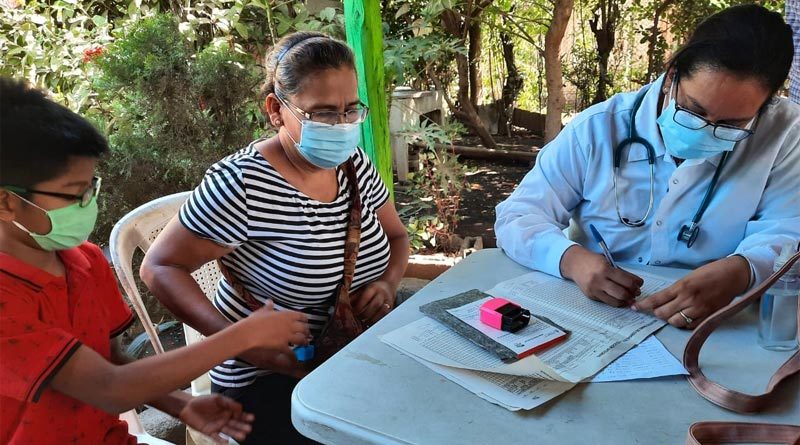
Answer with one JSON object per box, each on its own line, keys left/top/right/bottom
{"left": 0, "top": 243, "right": 137, "bottom": 445}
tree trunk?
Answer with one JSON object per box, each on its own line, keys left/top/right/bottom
{"left": 455, "top": 52, "right": 497, "bottom": 148}
{"left": 645, "top": 0, "right": 676, "bottom": 82}
{"left": 590, "top": 0, "right": 620, "bottom": 104}
{"left": 468, "top": 20, "right": 482, "bottom": 109}
{"left": 498, "top": 26, "right": 523, "bottom": 137}
{"left": 440, "top": 7, "right": 497, "bottom": 149}
{"left": 544, "top": 0, "right": 574, "bottom": 143}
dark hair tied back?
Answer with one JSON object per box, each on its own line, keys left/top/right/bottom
{"left": 668, "top": 4, "right": 793, "bottom": 96}
{"left": 263, "top": 32, "right": 356, "bottom": 98}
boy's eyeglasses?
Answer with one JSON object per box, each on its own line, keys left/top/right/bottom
{"left": 3, "top": 176, "right": 102, "bottom": 208}
{"left": 277, "top": 94, "right": 369, "bottom": 126}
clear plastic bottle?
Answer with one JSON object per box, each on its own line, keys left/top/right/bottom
{"left": 758, "top": 242, "right": 799, "bottom": 351}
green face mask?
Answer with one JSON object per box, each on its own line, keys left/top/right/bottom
{"left": 12, "top": 196, "right": 98, "bottom": 251}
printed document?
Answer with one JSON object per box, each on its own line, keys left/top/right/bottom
{"left": 382, "top": 270, "right": 673, "bottom": 383}
{"left": 390, "top": 334, "right": 686, "bottom": 411}
{"left": 589, "top": 335, "right": 687, "bottom": 382}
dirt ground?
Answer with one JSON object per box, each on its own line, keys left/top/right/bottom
{"left": 395, "top": 132, "right": 539, "bottom": 248}
{"left": 457, "top": 158, "right": 530, "bottom": 247}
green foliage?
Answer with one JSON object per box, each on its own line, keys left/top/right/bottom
{"left": 1, "top": 0, "right": 352, "bottom": 246}
{"left": 289, "top": 6, "right": 346, "bottom": 38}
{"left": 0, "top": 0, "right": 117, "bottom": 112}
{"left": 563, "top": 44, "right": 599, "bottom": 111}
{"left": 630, "top": 0, "right": 785, "bottom": 83}
{"left": 91, "top": 13, "right": 262, "bottom": 240}
{"left": 664, "top": 0, "right": 785, "bottom": 44}
{"left": 97, "top": 15, "right": 189, "bottom": 90}
{"left": 397, "top": 119, "right": 470, "bottom": 253}
{"left": 172, "top": 0, "right": 345, "bottom": 56}
{"left": 4, "top": 0, "right": 788, "bottom": 253}
{"left": 382, "top": 0, "right": 467, "bottom": 89}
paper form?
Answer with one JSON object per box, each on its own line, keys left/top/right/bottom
{"left": 384, "top": 335, "right": 685, "bottom": 411}
{"left": 589, "top": 335, "right": 687, "bottom": 382}
{"left": 386, "top": 336, "right": 575, "bottom": 411}
{"left": 382, "top": 270, "right": 674, "bottom": 383}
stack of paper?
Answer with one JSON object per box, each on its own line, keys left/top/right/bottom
{"left": 381, "top": 270, "right": 687, "bottom": 411}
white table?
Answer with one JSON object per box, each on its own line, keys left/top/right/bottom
{"left": 292, "top": 249, "right": 799, "bottom": 444}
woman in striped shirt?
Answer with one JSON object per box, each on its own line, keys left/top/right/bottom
{"left": 141, "top": 32, "right": 409, "bottom": 444}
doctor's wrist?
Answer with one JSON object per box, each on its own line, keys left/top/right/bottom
{"left": 723, "top": 255, "right": 752, "bottom": 296}
{"left": 560, "top": 245, "right": 593, "bottom": 281}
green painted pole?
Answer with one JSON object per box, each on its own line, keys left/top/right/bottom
{"left": 344, "top": 0, "right": 393, "bottom": 196}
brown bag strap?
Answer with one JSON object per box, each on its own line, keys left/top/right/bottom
{"left": 682, "top": 250, "right": 800, "bottom": 445}
{"left": 683, "top": 250, "right": 800, "bottom": 413}
{"left": 217, "top": 159, "right": 362, "bottom": 311}
{"left": 308, "top": 159, "right": 363, "bottom": 347}
{"left": 686, "top": 422, "right": 800, "bottom": 445}
{"left": 338, "top": 158, "right": 362, "bottom": 301}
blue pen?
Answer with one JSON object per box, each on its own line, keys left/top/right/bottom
{"left": 589, "top": 224, "right": 618, "bottom": 268}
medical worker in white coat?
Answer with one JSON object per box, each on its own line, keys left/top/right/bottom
{"left": 495, "top": 5, "right": 800, "bottom": 329}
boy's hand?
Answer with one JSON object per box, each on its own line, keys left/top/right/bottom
{"left": 179, "top": 394, "right": 254, "bottom": 444}
{"left": 243, "top": 300, "right": 310, "bottom": 354}
{"left": 238, "top": 347, "right": 308, "bottom": 379}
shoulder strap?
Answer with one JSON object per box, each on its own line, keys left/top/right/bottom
{"left": 686, "top": 422, "right": 800, "bottom": 445}
{"left": 338, "top": 158, "right": 362, "bottom": 298}
{"left": 683, "top": 250, "right": 800, "bottom": 413}
{"left": 682, "top": 251, "right": 800, "bottom": 445}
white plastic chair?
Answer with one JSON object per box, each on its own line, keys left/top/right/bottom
{"left": 120, "top": 409, "right": 175, "bottom": 445}
{"left": 109, "top": 191, "right": 224, "bottom": 445}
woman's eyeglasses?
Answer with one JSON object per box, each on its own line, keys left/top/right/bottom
{"left": 672, "top": 80, "right": 755, "bottom": 142}
{"left": 3, "top": 176, "right": 102, "bottom": 207}
{"left": 278, "top": 95, "right": 369, "bottom": 126}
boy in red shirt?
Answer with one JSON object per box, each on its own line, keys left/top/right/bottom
{"left": 0, "top": 78, "right": 311, "bottom": 444}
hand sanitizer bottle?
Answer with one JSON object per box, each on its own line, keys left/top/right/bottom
{"left": 758, "top": 242, "right": 799, "bottom": 351}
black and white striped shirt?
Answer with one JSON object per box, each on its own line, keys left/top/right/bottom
{"left": 180, "top": 141, "right": 391, "bottom": 387}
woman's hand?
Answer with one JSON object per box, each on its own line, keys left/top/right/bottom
{"left": 351, "top": 280, "right": 395, "bottom": 325}
{"left": 179, "top": 394, "right": 254, "bottom": 444}
{"left": 633, "top": 255, "right": 751, "bottom": 328}
{"left": 238, "top": 347, "right": 308, "bottom": 379}
{"left": 560, "top": 245, "right": 644, "bottom": 307}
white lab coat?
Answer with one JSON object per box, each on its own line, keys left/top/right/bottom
{"left": 495, "top": 75, "right": 800, "bottom": 285}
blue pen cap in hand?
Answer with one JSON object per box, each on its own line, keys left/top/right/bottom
{"left": 294, "top": 344, "right": 315, "bottom": 362}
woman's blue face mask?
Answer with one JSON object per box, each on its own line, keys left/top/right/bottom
{"left": 283, "top": 103, "right": 361, "bottom": 169}
{"left": 656, "top": 79, "right": 754, "bottom": 160}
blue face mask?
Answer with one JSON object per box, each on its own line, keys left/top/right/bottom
{"left": 656, "top": 94, "right": 737, "bottom": 160}
{"left": 285, "top": 115, "right": 361, "bottom": 169}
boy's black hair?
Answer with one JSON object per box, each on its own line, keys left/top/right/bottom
{"left": 0, "top": 77, "right": 108, "bottom": 193}
{"left": 668, "top": 5, "right": 794, "bottom": 96}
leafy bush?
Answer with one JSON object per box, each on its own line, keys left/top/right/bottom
{"left": 397, "top": 119, "right": 469, "bottom": 253}
{"left": 1, "top": 0, "right": 349, "bottom": 245}
{"left": 0, "top": 0, "right": 116, "bottom": 112}
{"left": 91, "top": 14, "right": 264, "bottom": 241}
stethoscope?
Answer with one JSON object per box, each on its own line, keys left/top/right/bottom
{"left": 612, "top": 85, "right": 730, "bottom": 249}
